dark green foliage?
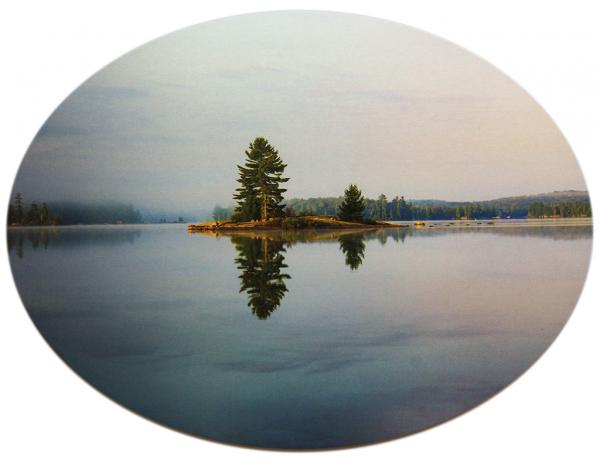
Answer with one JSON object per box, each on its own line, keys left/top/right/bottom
{"left": 25, "top": 202, "right": 40, "bottom": 225}
{"left": 337, "top": 184, "right": 366, "bottom": 222}
{"left": 14, "top": 193, "right": 23, "bottom": 223}
{"left": 377, "top": 194, "right": 388, "bottom": 220}
{"left": 232, "top": 137, "right": 289, "bottom": 222}
{"left": 232, "top": 236, "right": 290, "bottom": 319}
{"left": 6, "top": 194, "right": 142, "bottom": 226}
{"left": 528, "top": 201, "right": 592, "bottom": 218}
{"left": 286, "top": 197, "right": 340, "bottom": 216}
{"left": 40, "top": 203, "right": 49, "bottom": 225}
{"left": 338, "top": 234, "right": 366, "bottom": 270}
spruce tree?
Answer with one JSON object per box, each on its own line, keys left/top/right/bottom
{"left": 232, "top": 137, "right": 289, "bottom": 222}
{"left": 26, "top": 201, "right": 40, "bottom": 226}
{"left": 391, "top": 196, "right": 400, "bottom": 220}
{"left": 40, "top": 203, "right": 50, "bottom": 225}
{"left": 14, "top": 193, "right": 23, "bottom": 224}
{"left": 377, "top": 194, "right": 388, "bottom": 219}
{"left": 338, "top": 184, "right": 366, "bottom": 222}
{"left": 399, "top": 196, "right": 409, "bottom": 220}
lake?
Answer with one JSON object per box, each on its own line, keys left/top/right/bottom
{"left": 7, "top": 219, "right": 592, "bottom": 449}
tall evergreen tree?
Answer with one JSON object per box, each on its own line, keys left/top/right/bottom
{"left": 26, "top": 201, "right": 40, "bottom": 225}
{"left": 391, "top": 196, "right": 400, "bottom": 220}
{"left": 338, "top": 184, "right": 366, "bottom": 222}
{"left": 40, "top": 202, "right": 50, "bottom": 225}
{"left": 398, "top": 196, "right": 410, "bottom": 220}
{"left": 232, "top": 157, "right": 260, "bottom": 222}
{"left": 14, "top": 192, "right": 23, "bottom": 224}
{"left": 377, "top": 194, "right": 388, "bottom": 219}
{"left": 232, "top": 137, "right": 289, "bottom": 222}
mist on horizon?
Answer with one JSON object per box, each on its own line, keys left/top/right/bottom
{"left": 12, "top": 11, "right": 587, "bottom": 213}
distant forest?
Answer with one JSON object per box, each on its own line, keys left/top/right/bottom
{"left": 213, "top": 190, "right": 591, "bottom": 221}
{"left": 7, "top": 193, "right": 143, "bottom": 226}
{"left": 7, "top": 189, "right": 591, "bottom": 227}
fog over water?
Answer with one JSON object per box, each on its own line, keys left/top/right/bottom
{"left": 13, "top": 11, "right": 586, "bottom": 213}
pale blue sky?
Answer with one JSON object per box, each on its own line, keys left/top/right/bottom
{"left": 14, "top": 11, "right": 586, "bottom": 212}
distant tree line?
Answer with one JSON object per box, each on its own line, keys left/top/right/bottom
{"left": 215, "top": 194, "right": 591, "bottom": 221}
{"left": 46, "top": 201, "right": 143, "bottom": 225}
{"left": 290, "top": 196, "right": 592, "bottom": 220}
{"left": 527, "top": 201, "right": 591, "bottom": 218}
{"left": 7, "top": 193, "right": 60, "bottom": 226}
{"left": 286, "top": 195, "right": 512, "bottom": 220}
{"left": 7, "top": 193, "right": 143, "bottom": 225}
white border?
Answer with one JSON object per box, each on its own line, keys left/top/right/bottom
{"left": 1, "top": 1, "right": 598, "bottom": 462}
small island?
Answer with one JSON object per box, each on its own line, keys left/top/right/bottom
{"left": 188, "top": 137, "right": 405, "bottom": 232}
{"left": 187, "top": 215, "right": 405, "bottom": 232}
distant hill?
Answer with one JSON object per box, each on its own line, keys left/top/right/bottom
{"left": 478, "top": 190, "right": 590, "bottom": 207}
{"left": 408, "top": 190, "right": 590, "bottom": 209}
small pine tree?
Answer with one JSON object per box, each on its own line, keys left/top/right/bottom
{"left": 338, "top": 184, "right": 366, "bottom": 222}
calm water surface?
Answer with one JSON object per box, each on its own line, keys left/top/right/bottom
{"left": 7, "top": 220, "right": 592, "bottom": 449}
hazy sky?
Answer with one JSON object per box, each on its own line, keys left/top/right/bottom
{"left": 14, "top": 11, "right": 586, "bottom": 212}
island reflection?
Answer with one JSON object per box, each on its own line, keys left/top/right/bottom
{"left": 7, "top": 224, "right": 592, "bottom": 321}
{"left": 199, "top": 224, "right": 591, "bottom": 320}
{"left": 222, "top": 230, "right": 374, "bottom": 319}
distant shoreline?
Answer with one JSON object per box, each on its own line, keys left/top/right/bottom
{"left": 5, "top": 216, "right": 592, "bottom": 230}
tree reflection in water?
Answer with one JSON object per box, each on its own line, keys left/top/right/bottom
{"left": 338, "top": 233, "right": 366, "bottom": 270}
{"left": 7, "top": 227, "right": 142, "bottom": 259}
{"left": 230, "top": 231, "right": 371, "bottom": 319}
{"left": 232, "top": 236, "right": 291, "bottom": 320}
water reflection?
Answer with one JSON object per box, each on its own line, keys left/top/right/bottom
{"left": 6, "top": 222, "right": 593, "bottom": 448}
{"left": 8, "top": 224, "right": 592, "bottom": 322}
{"left": 227, "top": 231, "right": 371, "bottom": 318}
{"left": 201, "top": 222, "right": 592, "bottom": 319}
{"left": 230, "top": 232, "right": 374, "bottom": 318}
{"left": 7, "top": 226, "right": 142, "bottom": 259}
{"left": 232, "top": 236, "right": 291, "bottom": 319}
{"left": 338, "top": 233, "right": 366, "bottom": 270}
